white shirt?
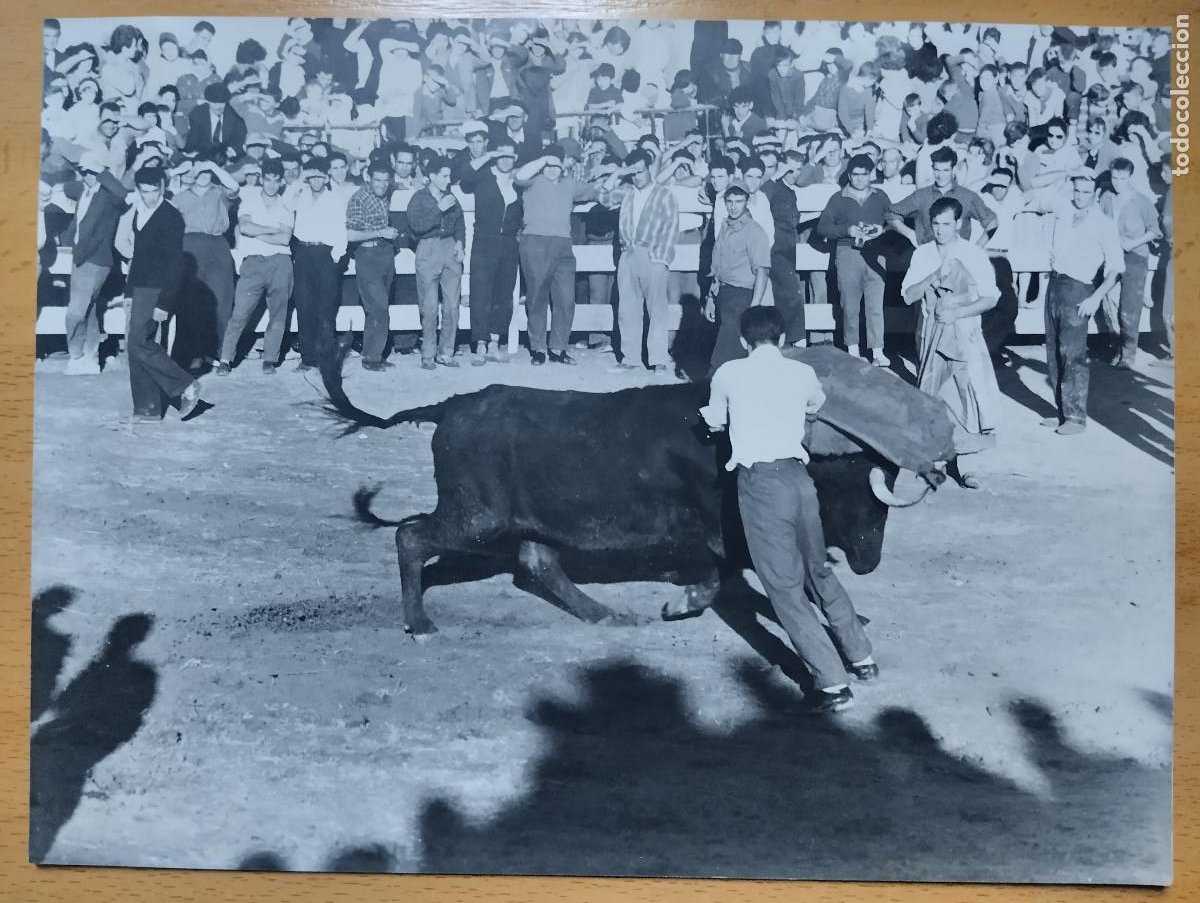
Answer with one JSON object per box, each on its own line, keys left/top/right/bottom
{"left": 292, "top": 185, "right": 348, "bottom": 260}
{"left": 983, "top": 187, "right": 1027, "bottom": 253}
{"left": 74, "top": 182, "right": 100, "bottom": 231}
{"left": 1049, "top": 201, "right": 1125, "bottom": 285}
{"left": 237, "top": 187, "right": 295, "bottom": 258}
{"left": 902, "top": 237, "right": 1000, "bottom": 302}
{"left": 701, "top": 345, "right": 825, "bottom": 469}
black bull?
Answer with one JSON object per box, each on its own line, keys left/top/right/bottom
{"left": 320, "top": 347, "right": 960, "bottom": 634}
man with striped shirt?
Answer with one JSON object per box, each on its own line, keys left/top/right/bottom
{"left": 598, "top": 149, "right": 680, "bottom": 373}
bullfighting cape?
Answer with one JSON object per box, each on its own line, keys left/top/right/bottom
{"left": 783, "top": 345, "right": 957, "bottom": 479}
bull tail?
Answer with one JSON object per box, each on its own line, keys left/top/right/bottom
{"left": 319, "top": 338, "right": 446, "bottom": 437}
{"left": 352, "top": 485, "right": 411, "bottom": 528}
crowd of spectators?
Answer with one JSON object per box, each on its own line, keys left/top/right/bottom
{"left": 35, "top": 16, "right": 1174, "bottom": 432}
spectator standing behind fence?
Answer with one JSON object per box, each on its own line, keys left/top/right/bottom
{"left": 757, "top": 145, "right": 805, "bottom": 348}
{"left": 216, "top": 157, "right": 294, "bottom": 375}
{"left": 596, "top": 149, "right": 679, "bottom": 374}
{"left": 888, "top": 146, "right": 996, "bottom": 248}
{"left": 459, "top": 139, "right": 523, "bottom": 365}
{"left": 117, "top": 166, "right": 204, "bottom": 422}
{"left": 704, "top": 183, "right": 770, "bottom": 375}
{"left": 1098, "top": 156, "right": 1161, "bottom": 369}
{"left": 815, "top": 153, "right": 893, "bottom": 366}
{"left": 290, "top": 156, "right": 348, "bottom": 372}
{"left": 185, "top": 83, "right": 246, "bottom": 163}
{"left": 1041, "top": 172, "right": 1124, "bottom": 436}
{"left": 406, "top": 155, "right": 465, "bottom": 370}
{"left": 62, "top": 151, "right": 129, "bottom": 375}
{"left": 513, "top": 146, "right": 599, "bottom": 366}
{"left": 172, "top": 158, "right": 240, "bottom": 369}
{"left": 346, "top": 159, "right": 400, "bottom": 372}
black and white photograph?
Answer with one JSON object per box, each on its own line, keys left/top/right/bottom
{"left": 30, "top": 13, "right": 1174, "bottom": 884}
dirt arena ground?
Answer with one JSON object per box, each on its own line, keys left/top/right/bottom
{"left": 29, "top": 337, "right": 1174, "bottom": 884}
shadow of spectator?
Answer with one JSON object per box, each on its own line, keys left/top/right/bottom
{"left": 29, "top": 613, "right": 159, "bottom": 864}
{"left": 411, "top": 658, "right": 1170, "bottom": 883}
{"left": 1085, "top": 363, "right": 1174, "bottom": 468}
{"left": 31, "top": 585, "right": 75, "bottom": 723}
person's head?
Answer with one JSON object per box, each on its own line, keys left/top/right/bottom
{"left": 1151, "top": 30, "right": 1172, "bottom": 57}
{"left": 315, "top": 64, "right": 335, "bottom": 92}
{"left": 106, "top": 24, "right": 145, "bottom": 61}
{"left": 845, "top": 153, "right": 874, "bottom": 190}
{"left": 542, "top": 145, "right": 565, "bottom": 181}
{"left": 603, "top": 26, "right": 631, "bottom": 57}
{"left": 303, "top": 156, "right": 329, "bottom": 192}
{"left": 1097, "top": 51, "right": 1118, "bottom": 82}
{"left": 757, "top": 146, "right": 779, "bottom": 176}
{"left": 506, "top": 103, "right": 527, "bottom": 132}
{"left": 43, "top": 18, "right": 60, "bottom": 53}
{"left": 1082, "top": 114, "right": 1109, "bottom": 147}
{"left": 76, "top": 77, "right": 102, "bottom": 105}
{"left": 967, "top": 136, "right": 995, "bottom": 164}
{"left": 205, "top": 82, "right": 231, "bottom": 114}
{"left": 762, "top": 20, "right": 782, "bottom": 45}
{"left": 488, "top": 33, "right": 507, "bottom": 59}
{"left": 464, "top": 124, "right": 489, "bottom": 157}
{"left": 1007, "top": 61, "right": 1028, "bottom": 91}
{"left": 739, "top": 155, "right": 765, "bottom": 193}
{"left": 281, "top": 155, "right": 300, "bottom": 183}
{"left": 709, "top": 155, "right": 734, "bottom": 190}
{"left": 623, "top": 149, "right": 653, "bottom": 189}
{"left": 1130, "top": 55, "right": 1153, "bottom": 82}
{"left": 982, "top": 26, "right": 1002, "bottom": 50}
{"left": 729, "top": 85, "right": 754, "bottom": 117}
{"left": 978, "top": 64, "right": 999, "bottom": 91}
{"left": 1027, "top": 67, "right": 1051, "bottom": 98}
{"left": 723, "top": 183, "right": 749, "bottom": 218}
{"left": 328, "top": 151, "right": 348, "bottom": 183}
{"left": 1045, "top": 116, "right": 1068, "bottom": 150}
{"left": 157, "top": 31, "right": 180, "bottom": 61}
{"left": 620, "top": 68, "right": 641, "bottom": 95}
{"left": 739, "top": 305, "right": 785, "bottom": 350}
{"left": 929, "top": 196, "right": 963, "bottom": 244}
{"left": 880, "top": 146, "right": 904, "bottom": 178}
{"left": 930, "top": 145, "right": 958, "bottom": 186}
{"left": 134, "top": 165, "right": 165, "bottom": 205}
{"left": 856, "top": 60, "right": 880, "bottom": 86}
{"left": 422, "top": 64, "right": 445, "bottom": 93}
{"left": 76, "top": 150, "right": 105, "bottom": 188}
{"left": 938, "top": 78, "right": 960, "bottom": 102}
{"left": 987, "top": 166, "right": 1014, "bottom": 200}
{"left": 904, "top": 92, "right": 923, "bottom": 117}
{"left": 366, "top": 159, "right": 392, "bottom": 197}
{"left": 426, "top": 155, "right": 453, "bottom": 192}
{"left": 1070, "top": 172, "right": 1098, "bottom": 209}
{"left": 492, "top": 141, "right": 517, "bottom": 172}
{"left": 1003, "top": 118, "right": 1029, "bottom": 147}
{"left": 98, "top": 102, "right": 121, "bottom": 138}
{"left": 908, "top": 22, "right": 926, "bottom": 47}
{"left": 192, "top": 20, "right": 215, "bottom": 51}
{"left": 44, "top": 83, "right": 68, "bottom": 108}
{"left": 591, "top": 62, "right": 615, "bottom": 90}
{"left": 153, "top": 84, "right": 178, "bottom": 113}
{"left": 190, "top": 50, "right": 212, "bottom": 78}
{"left": 773, "top": 45, "right": 796, "bottom": 77}
{"left": 1110, "top": 155, "right": 1136, "bottom": 192}
{"left": 193, "top": 162, "right": 215, "bottom": 190}
{"left": 261, "top": 158, "right": 285, "bottom": 196}
{"left": 721, "top": 38, "right": 743, "bottom": 70}
{"left": 392, "top": 142, "right": 417, "bottom": 176}
{"left": 925, "top": 110, "right": 959, "bottom": 145}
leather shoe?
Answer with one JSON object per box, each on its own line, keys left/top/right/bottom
{"left": 179, "top": 380, "right": 202, "bottom": 419}
{"left": 530, "top": 351, "right": 547, "bottom": 366}
{"left": 262, "top": 362, "right": 277, "bottom": 375}
{"left": 1056, "top": 420, "right": 1086, "bottom": 436}
{"left": 214, "top": 361, "right": 231, "bottom": 375}
{"left": 847, "top": 662, "right": 879, "bottom": 682}
{"left": 798, "top": 687, "right": 854, "bottom": 715}
{"left": 548, "top": 350, "right": 577, "bottom": 365}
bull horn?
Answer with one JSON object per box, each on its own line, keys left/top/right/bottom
{"left": 869, "top": 467, "right": 932, "bottom": 508}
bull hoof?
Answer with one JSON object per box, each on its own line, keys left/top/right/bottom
{"left": 661, "top": 600, "right": 707, "bottom": 622}
{"left": 404, "top": 616, "right": 439, "bottom": 637}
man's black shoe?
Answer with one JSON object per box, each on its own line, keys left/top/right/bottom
{"left": 262, "top": 362, "right": 277, "bottom": 375}
{"left": 214, "top": 361, "right": 231, "bottom": 375}
{"left": 548, "top": 350, "right": 577, "bottom": 365}
{"left": 530, "top": 351, "right": 546, "bottom": 366}
{"left": 799, "top": 687, "right": 854, "bottom": 715}
{"left": 848, "top": 662, "right": 879, "bottom": 682}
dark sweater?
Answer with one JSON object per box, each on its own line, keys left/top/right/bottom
{"left": 127, "top": 201, "right": 185, "bottom": 310}
{"left": 458, "top": 162, "right": 523, "bottom": 237}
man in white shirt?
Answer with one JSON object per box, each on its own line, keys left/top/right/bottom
{"left": 290, "top": 156, "right": 349, "bottom": 372}
{"left": 217, "top": 158, "right": 295, "bottom": 374}
{"left": 1042, "top": 172, "right": 1125, "bottom": 434}
{"left": 700, "top": 306, "right": 876, "bottom": 715}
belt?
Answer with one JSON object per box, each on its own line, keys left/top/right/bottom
{"left": 296, "top": 240, "right": 330, "bottom": 247}
{"left": 356, "top": 240, "right": 389, "bottom": 249}
{"left": 1050, "top": 271, "right": 1089, "bottom": 284}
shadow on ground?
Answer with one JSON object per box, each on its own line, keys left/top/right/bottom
{"left": 29, "top": 589, "right": 159, "bottom": 864}
{"left": 233, "top": 658, "right": 1170, "bottom": 884}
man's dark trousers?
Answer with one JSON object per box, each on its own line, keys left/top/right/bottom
{"left": 708, "top": 283, "right": 753, "bottom": 376}
{"left": 293, "top": 242, "right": 340, "bottom": 366}
{"left": 519, "top": 234, "right": 576, "bottom": 354}
{"left": 354, "top": 243, "right": 394, "bottom": 363}
{"left": 738, "top": 458, "right": 872, "bottom": 690}
{"left": 1045, "top": 272, "right": 1092, "bottom": 424}
{"left": 470, "top": 233, "right": 519, "bottom": 345}
{"left": 770, "top": 247, "right": 805, "bottom": 344}
{"left": 1117, "top": 251, "right": 1149, "bottom": 362}
{"left": 128, "top": 287, "right": 194, "bottom": 417}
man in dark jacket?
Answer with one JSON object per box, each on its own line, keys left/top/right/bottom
{"left": 458, "top": 139, "right": 523, "bottom": 364}
{"left": 758, "top": 146, "right": 805, "bottom": 347}
{"left": 63, "top": 150, "right": 129, "bottom": 374}
{"left": 698, "top": 39, "right": 751, "bottom": 132}
{"left": 123, "top": 167, "right": 202, "bottom": 421}
{"left": 184, "top": 82, "right": 247, "bottom": 163}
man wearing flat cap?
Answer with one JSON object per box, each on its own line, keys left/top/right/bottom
{"left": 698, "top": 38, "right": 751, "bottom": 131}
{"left": 185, "top": 81, "right": 247, "bottom": 160}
